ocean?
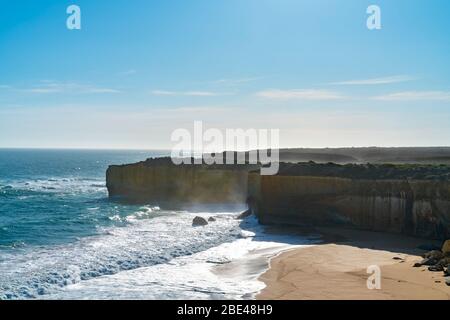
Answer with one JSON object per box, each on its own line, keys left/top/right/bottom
{"left": 0, "top": 149, "right": 311, "bottom": 300}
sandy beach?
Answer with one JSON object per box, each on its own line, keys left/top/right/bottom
{"left": 257, "top": 228, "right": 450, "bottom": 300}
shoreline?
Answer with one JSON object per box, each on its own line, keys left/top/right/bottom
{"left": 212, "top": 242, "right": 309, "bottom": 300}
{"left": 256, "top": 227, "right": 450, "bottom": 300}
{"left": 211, "top": 219, "right": 319, "bottom": 300}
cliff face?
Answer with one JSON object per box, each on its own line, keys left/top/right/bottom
{"left": 107, "top": 159, "right": 450, "bottom": 239}
{"left": 106, "top": 160, "right": 253, "bottom": 206}
{"left": 248, "top": 173, "right": 450, "bottom": 239}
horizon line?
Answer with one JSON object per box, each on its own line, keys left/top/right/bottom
{"left": 1, "top": 146, "right": 450, "bottom": 151}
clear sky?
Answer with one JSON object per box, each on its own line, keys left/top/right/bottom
{"left": 0, "top": 0, "right": 449, "bottom": 149}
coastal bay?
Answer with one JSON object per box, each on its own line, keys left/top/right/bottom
{"left": 106, "top": 154, "right": 450, "bottom": 300}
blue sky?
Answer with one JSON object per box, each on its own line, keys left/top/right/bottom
{"left": 0, "top": 0, "right": 450, "bottom": 149}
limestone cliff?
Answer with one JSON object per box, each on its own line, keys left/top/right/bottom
{"left": 107, "top": 158, "right": 450, "bottom": 239}
{"left": 106, "top": 157, "right": 257, "bottom": 206}
{"left": 248, "top": 163, "right": 450, "bottom": 239}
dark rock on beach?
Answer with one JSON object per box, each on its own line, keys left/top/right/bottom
{"left": 428, "top": 265, "right": 444, "bottom": 272}
{"left": 444, "top": 267, "right": 450, "bottom": 277}
{"left": 208, "top": 217, "right": 216, "bottom": 222}
{"left": 414, "top": 247, "right": 450, "bottom": 284}
{"left": 192, "top": 216, "right": 208, "bottom": 227}
{"left": 419, "top": 258, "right": 439, "bottom": 266}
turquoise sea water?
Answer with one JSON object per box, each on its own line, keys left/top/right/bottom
{"left": 0, "top": 149, "right": 308, "bottom": 300}
{"left": 0, "top": 149, "right": 166, "bottom": 248}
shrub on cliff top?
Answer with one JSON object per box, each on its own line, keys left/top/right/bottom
{"left": 276, "top": 162, "right": 450, "bottom": 180}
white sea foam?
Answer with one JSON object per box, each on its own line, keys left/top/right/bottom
{"left": 45, "top": 216, "right": 314, "bottom": 300}
{"left": 0, "top": 210, "right": 242, "bottom": 299}
{"left": 6, "top": 177, "right": 106, "bottom": 195}
{"left": 0, "top": 209, "right": 314, "bottom": 300}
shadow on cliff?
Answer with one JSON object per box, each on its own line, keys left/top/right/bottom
{"left": 304, "top": 226, "right": 443, "bottom": 255}
{"left": 240, "top": 215, "right": 442, "bottom": 255}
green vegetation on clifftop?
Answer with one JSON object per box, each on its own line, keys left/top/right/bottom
{"left": 273, "top": 162, "right": 450, "bottom": 180}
